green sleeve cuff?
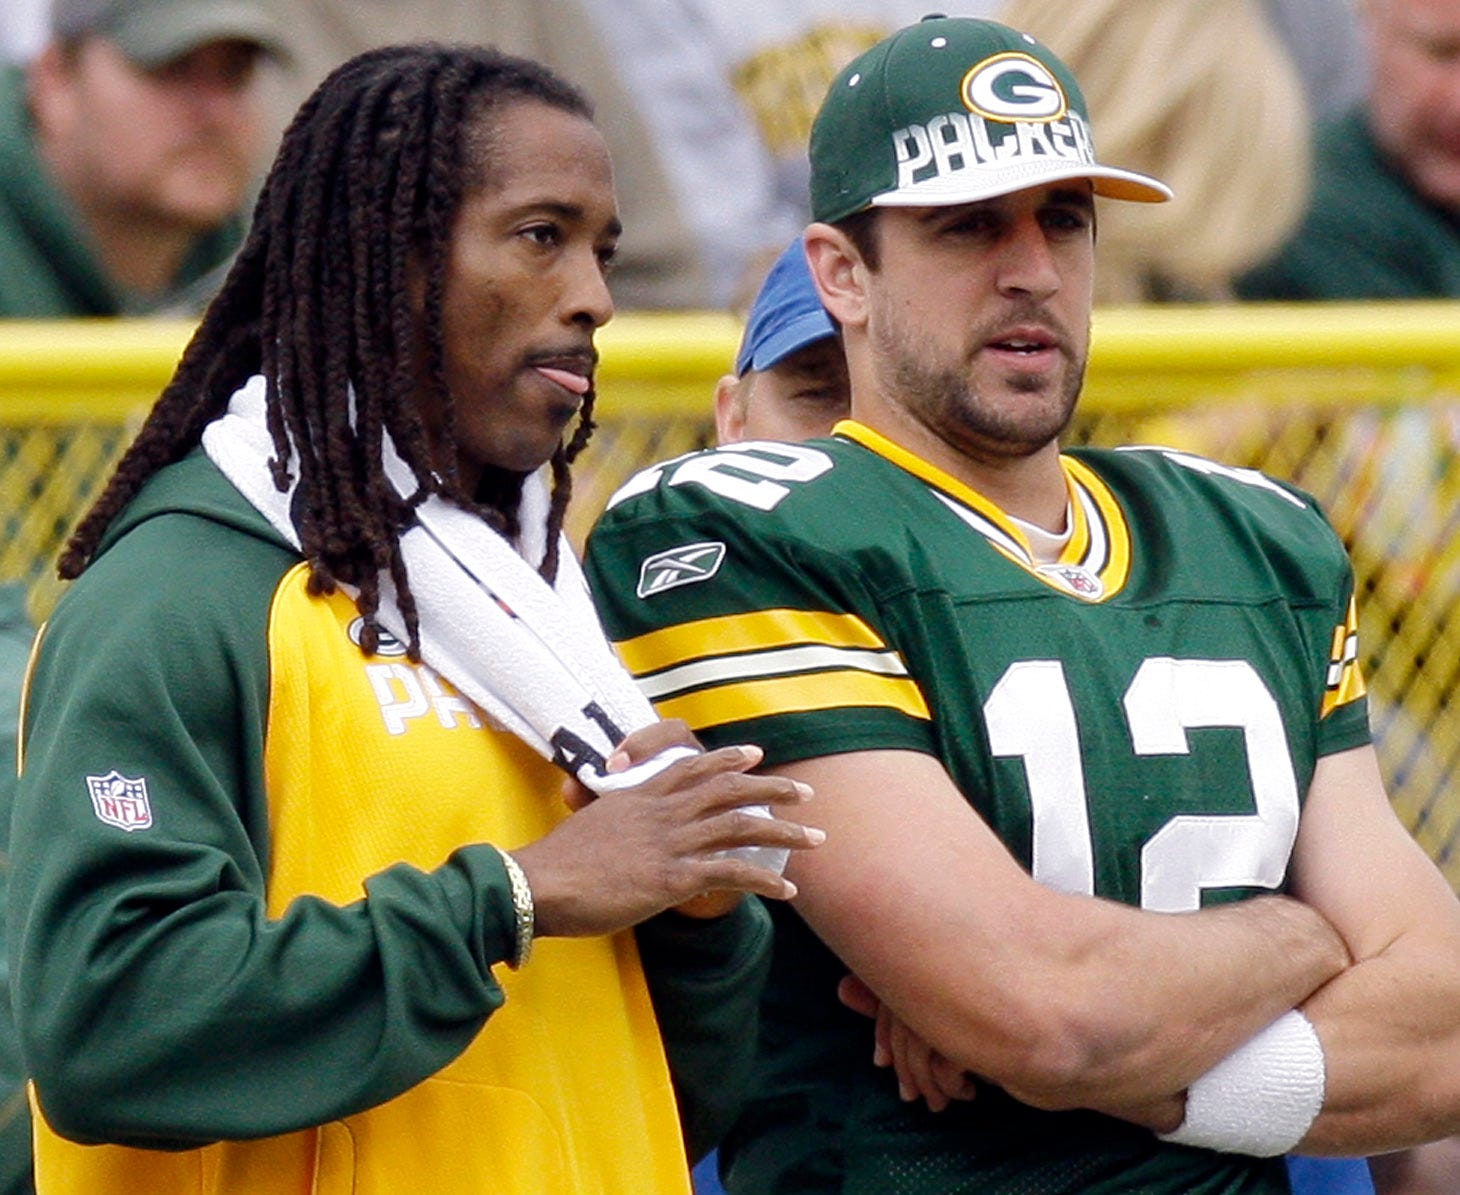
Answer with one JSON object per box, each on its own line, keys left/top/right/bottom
{"left": 636, "top": 897, "right": 774, "bottom": 1161}
{"left": 636, "top": 897, "right": 772, "bottom": 980}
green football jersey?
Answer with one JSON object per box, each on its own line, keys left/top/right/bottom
{"left": 585, "top": 421, "right": 1370, "bottom": 1195}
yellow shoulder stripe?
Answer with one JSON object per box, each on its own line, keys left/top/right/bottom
{"left": 614, "top": 607, "right": 886, "bottom": 675}
{"left": 1321, "top": 595, "right": 1367, "bottom": 718}
{"left": 654, "top": 669, "right": 930, "bottom": 730}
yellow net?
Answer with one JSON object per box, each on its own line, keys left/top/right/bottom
{"left": 3, "top": 303, "right": 1459, "bottom": 884}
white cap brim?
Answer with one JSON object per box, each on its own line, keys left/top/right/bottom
{"left": 872, "top": 159, "right": 1172, "bottom": 208}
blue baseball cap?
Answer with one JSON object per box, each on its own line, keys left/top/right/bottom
{"left": 735, "top": 239, "right": 837, "bottom": 377}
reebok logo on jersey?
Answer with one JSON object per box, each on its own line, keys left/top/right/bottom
{"left": 637, "top": 542, "right": 727, "bottom": 598}
{"left": 86, "top": 770, "right": 153, "bottom": 832}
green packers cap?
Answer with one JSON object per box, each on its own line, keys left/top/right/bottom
{"left": 809, "top": 15, "right": 1171, "bottom": 223}
{"left": 51, "top": 0, "right": 288, "bottom": 68}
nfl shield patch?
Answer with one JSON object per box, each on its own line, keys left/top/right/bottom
{"left": 1037, "top": 562, "right": 1105, "bottom": 602}
{"left": 86, "top": 770, "right": 153, "bottom": 832}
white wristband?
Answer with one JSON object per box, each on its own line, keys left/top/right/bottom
{"left": 1159, "top": 1009, "right": 1325, "bottom": 1157}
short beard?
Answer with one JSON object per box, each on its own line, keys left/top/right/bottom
{"left": 875, "top": 311, "right": 1084, "bottom": 461}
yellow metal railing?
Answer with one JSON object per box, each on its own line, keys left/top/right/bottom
{"left": 2, "top": 304, "right": 1460, "bottom": 885}
{"left": 3, "top": 302, "right": 1458, "bottom": 415}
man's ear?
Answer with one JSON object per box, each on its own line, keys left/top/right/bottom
{"left": 804, "top": 222, "right": 868, "bottom": 330}
{"left": 713, "top": 373, "right": 746, "bottom": 445}
{"left": 26, "top": 44, "right": 79, "bottom": 142}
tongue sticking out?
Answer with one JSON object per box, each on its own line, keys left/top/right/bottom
{"left": 535, "top": 366, "right": 590, "bottom": 395}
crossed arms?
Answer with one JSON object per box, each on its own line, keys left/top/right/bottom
{"left": 772, "top": 743, "right": 1460, "bottom": 1154}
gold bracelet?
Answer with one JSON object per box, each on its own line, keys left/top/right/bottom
{"left": 493, "top": 847, "right": 534, "bottom": 969}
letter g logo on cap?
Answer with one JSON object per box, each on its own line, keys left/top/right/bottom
{"left": 961, "top": 52, "right": 1066, "bottom": 122}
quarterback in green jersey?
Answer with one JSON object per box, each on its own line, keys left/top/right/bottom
{"left": 586, "top": 16, "right": 1460, "bottom": 1195}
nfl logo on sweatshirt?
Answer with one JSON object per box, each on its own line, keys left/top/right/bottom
{"left": 86, "top": 770, "right": 153, "bottom": 832}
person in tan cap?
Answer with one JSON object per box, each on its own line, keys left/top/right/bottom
{"left": 0, "top": 0, "right": 284, "bottom": 315}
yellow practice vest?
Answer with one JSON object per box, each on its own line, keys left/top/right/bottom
{"left": 33, "top": 566, "right": 693, "bottom": 1194}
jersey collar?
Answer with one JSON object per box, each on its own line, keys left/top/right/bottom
{"left": 833, "top": 419, "right": 1132, "bottom": 602}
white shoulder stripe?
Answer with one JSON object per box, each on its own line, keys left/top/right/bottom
{"left": 637, "top": 643, "right": 910, "bottom": 702}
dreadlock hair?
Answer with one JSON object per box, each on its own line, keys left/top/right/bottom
{"left": 58, "top": 43, "right": 600, "bottom": 658}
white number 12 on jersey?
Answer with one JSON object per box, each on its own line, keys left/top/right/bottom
{"left": 985, "top": 657, "right": 1300, "bottom": 913}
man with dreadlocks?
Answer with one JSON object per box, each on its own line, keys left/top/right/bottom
{"left": 7, "top": 42, "right": 821, "bottom": 1195}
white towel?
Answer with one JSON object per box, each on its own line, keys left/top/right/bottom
{"left": 202, "top": 377, "right": 787, "bottom": 868}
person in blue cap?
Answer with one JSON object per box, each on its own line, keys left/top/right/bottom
{"left": 698, "top": 235, "right": 847, "bottom": 1195}
{"left": 713, "top": 237, "right": 846, "bottom": 445}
